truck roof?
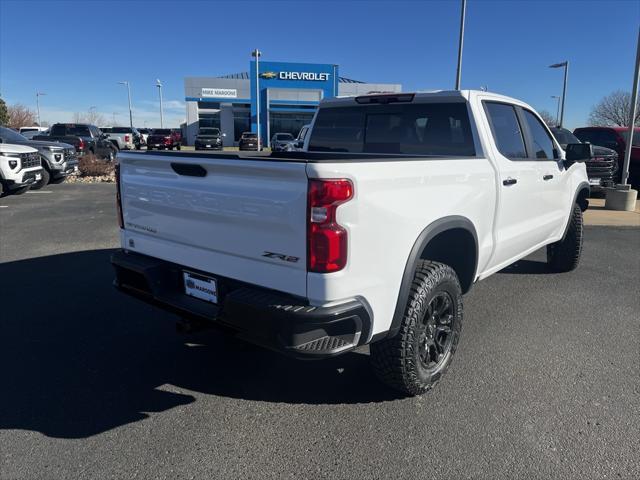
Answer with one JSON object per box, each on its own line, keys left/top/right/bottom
{"left": 323, "top": 89, "right": 533, "bottom": 110}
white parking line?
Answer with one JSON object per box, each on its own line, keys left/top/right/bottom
{"left": 0, "top": 205, "right": 8, "bottom": 208}
{"left": 29, "top": 191, "right": 53, "bottom": 193}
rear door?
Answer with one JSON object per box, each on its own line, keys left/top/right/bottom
{"left": 119, "top": 154, "right": 309, "bottom": 296}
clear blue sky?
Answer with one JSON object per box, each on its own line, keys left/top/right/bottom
{"left": 1, "top": 0, "right": 638, "bottom": 129}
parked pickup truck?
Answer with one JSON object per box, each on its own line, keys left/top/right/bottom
{"left": 146, "top": 129, "right": 181, "bottom": 150}
{"left": 112, "top": 90, "right": 590, "bottom": 396}
{"left": 35, "top": 123, "right": 116, "bottom": 161}
{"left": 104, "top": 126, "right": 143, "bottom": 151}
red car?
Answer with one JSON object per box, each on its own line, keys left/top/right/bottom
{"left": 146, "top": 129, "right": 182, "bottom": 151}
{"left": 573, "top": 126, "right": 640, "bottom": 187}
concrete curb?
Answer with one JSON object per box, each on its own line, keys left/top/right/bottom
{"left": 585, "top": 198, "right": 640, "bottom": 227}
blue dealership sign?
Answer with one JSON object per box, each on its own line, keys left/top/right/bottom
{"left": 249, "top": 61, "right": 338, "bottom": 143}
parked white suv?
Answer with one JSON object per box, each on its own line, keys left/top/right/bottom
{"left": 0, "top": 143, "right": 43, "bottom": 196}
{"left": 112, "top": 90, "right": 590, "bottom": 395}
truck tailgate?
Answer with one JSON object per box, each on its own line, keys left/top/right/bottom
{"left": 118, "top": 153, "right": 309, "bottom": 296}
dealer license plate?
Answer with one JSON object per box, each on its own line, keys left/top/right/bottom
{"left": 589, "top": 177, "right": 601, "bottom": 186}
{"left": 183, "top": 271, "right": 218, "bottom": 304}
{"left": 206, "top": 144, "right": 212, "bottom": 148}
{"left": 35, "top": 173, "right": 42, "bottom": 181}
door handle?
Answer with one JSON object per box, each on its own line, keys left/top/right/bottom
{"left": 543, "top": 174, "right": 554, "bottom": 181}
{"left": 502, "top": 177, "right": 518, "bottom": 186}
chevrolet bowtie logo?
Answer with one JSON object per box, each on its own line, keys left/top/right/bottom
{"left": 259, "top": 71, "right": 278, "bottom": 79}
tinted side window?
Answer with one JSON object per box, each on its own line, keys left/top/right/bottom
{"left": 309, "top": 108, "right": 364, "bottom": 152}
{"left": 51, "top": 124, "right": 65, "bottom": 136}
{"left": 484, "top": 102, "right": 527, "bottom": 159}
{"left": 309, "top": 102, "right": 476, "bottom": 156}
{"left": 522, "top": 110, "right": 556, "bottom": 159}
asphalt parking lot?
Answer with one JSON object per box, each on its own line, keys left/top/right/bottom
{"left": 1, "top": 183, "right": 639, "bottom": 480}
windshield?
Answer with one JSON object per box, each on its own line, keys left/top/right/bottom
{"left": 151, "top": 129, "right": 171, "bottom": 135}
{"left": 0, "top": 127, "right": 28, "bottom": 143}
{"left": 199, "top": 128, "right": 220, "bottom": 135}
{"left": 275, "top": 133, "right": 294, "bottom": 141}
{"left": 619, "top": 129, "right": 640, "bottom": 147}
{"left": 550, "top": 128, "right": 580, "bottom": 145}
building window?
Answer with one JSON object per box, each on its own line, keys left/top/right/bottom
{"left": 233, "top": 110, "right": 251, "bottom": 141}
{"left": 198, "top": 113, "right": 220, "bottom": 129}
{"left": 269, "top": 112, "right": 315, "bottom": 139}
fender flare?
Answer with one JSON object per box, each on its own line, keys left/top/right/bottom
{"left": 383, "top": 216, "right": 478, "bottom": 340}
{"left": 561, "top": 181, "right": 590, "bottom": 241}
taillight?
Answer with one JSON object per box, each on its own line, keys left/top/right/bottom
{"left": 307, "top": 179, "right": 353, "bottom": 273}
{"left": 124, "top": 134, "right": 130, "bottom": 142}
{"left": 77, "top": 138, "right": 85, "bottom": 151}
{"left": 115, "top": 163, "right": 124, "bottom": 229}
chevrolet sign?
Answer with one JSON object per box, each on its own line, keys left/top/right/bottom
{"left": 259, "top": 71, "right": 330, "bottom": 81}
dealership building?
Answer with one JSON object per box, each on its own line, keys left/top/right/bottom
{"left": 183, "top": 61, "right": 401, "bottom": 147}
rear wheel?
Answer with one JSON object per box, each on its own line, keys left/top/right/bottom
{"left": 176, "top": 144, "right": 181, "bottom": 151}
{"left": 370, "top": 260, "right": 463, "bottom": 396}
{"left": 30, "top": 167, "right": 50, "bottom": 190}
{"left": 547, "top": 203, "right": 583, "bottom": 272}
{"left": 147, "top": 146, "right": 153, "bottom": 151}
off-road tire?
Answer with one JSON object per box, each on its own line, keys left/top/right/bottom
{"left": 547, "top": 203, "right": 583, "bottom": 272}
{"left": 30, "top": 167, "right": 50, "bottom": 190}
{"left": 370, "top": 260, "right": 463, "bottom": 396}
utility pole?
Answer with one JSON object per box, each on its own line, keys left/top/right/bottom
{"left": 118, "top": 81, "right": 133, "bottom": 129}
{"left": 36, "top": 92, "right": 46, "bottom": 126}
{"left": 551, "top": 95, "right": 561, "bottom": 126}
{"left": 455, "top": 0, "right": 467, "bottom": 90}
{"left": 156, "top": 79, "right": 164, "bottom": 128}
{"left": 549, "top": 61, "right": 569, "bottom": 127}
{"left": 621, "top": 27, "right": 640, "bottom": 187}
{"left": 252, "top": 49, "right": 262, "bottom": 149}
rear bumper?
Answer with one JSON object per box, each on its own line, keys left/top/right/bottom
{"left": 111, "top": 250, "right": 371, "bottom": 359}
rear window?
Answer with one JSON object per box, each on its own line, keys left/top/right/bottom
{"left": 275, "top": 133, "right": 294, "bottom": 140}
{"left": 308, "top": 102, "right": 476, "bottom": 156}
{"left": 52, "top": 124, "right": 91, "bottom": 136}
{"left": 151, "top": 129, "right": 171, "bottom": 135}
{"left": 111, "top": 127, "right": 132, "bottom": 133}
{"left": 242, "top": 133, "right": 258, "bottom": 139}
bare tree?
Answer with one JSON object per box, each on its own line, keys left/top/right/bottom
{"left": 537, "top": 109, "right": 557, "bottom": 127}
{"left": 73, "top": 108, "right": 106, "bottom": 126}
{"left": 7, "top": 103, "right": 36, "bottom": 129}
{"left": 588, "top": 90, "right": 640, "bottom": 127}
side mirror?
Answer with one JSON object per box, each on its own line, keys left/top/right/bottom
{"left": 565, "top": 143, "right": 592, "bottom": 165}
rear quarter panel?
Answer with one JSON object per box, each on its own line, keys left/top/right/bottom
{"left": 306, "top": 158, "right": 496, "bottom": 336}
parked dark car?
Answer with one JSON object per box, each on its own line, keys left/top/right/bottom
{"left": 238, "top": 132, "right": 260, "bottom": 151}
{"left": 147, "top": 129, "right": 182, "bottom": 150}
{"left": 195, "top": 127, "right": 223, "bottom": 150}
{"left": 0, "top": 126, "right": 78, "bottom": 188}
{"left": 270, "top": 132, "right": 295, "bottom": 152}
{"left": 550, "top": 127, "right": 618, "bottom": 191}
{"left": 34, "top": 123, "right": 116, "bottom": 160}
{"left": 573, "top": 126, "right": 640, "bottom": 187}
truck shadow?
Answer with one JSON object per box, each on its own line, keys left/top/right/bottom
{"left": 0, "top": 249, "right": 400, "bottom": 439}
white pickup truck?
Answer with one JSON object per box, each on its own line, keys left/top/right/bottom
{"left": 112, "top": 90, "right": 591, "bottom": 396}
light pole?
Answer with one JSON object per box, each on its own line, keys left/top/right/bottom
{"left": 36, "top": 92, "right": 46, "bottom": 126}
{"left": 118, "top": 81, "right": 133, "bottom": 129}
{"left": 455, "top": 0, "right": 467, "bottom": 90}
{"left": 252, "top": 49, "right": 262, "bottom": 150}
{"left": 156, "top": 79, "right": 164, "bottom": 128}
{"left": 551, "top": 95, "right": 561, "bottom": 126}
{"left": 549, "top": 61, "right": 569, "bottom": 127}
{"left": 621, "top": 27, "right": 640, "bottom": 187}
